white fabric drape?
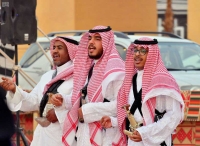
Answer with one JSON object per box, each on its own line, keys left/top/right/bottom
{"left": 6, "top": 61, "right": 76, "bottom": 146}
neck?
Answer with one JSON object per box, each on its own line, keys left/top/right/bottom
{"left": 93, "top": 59, "right": 98, "bottom": 64}
{"left": 56, "top": 60, "right": 70, "bottom": 67}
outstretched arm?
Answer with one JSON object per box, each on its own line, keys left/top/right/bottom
{"left": 80, "top": 80, "right": 122, "bottom": 123}
{"left": 100, "top": 116, "right": 118, "bottom": 128}
{"left": 0, "top": 77, "right": 16, "bottom": 93}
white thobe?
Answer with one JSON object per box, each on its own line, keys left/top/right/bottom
{"left": 127, "top": 70, "right": 183, "bottom": 146}
{"left": 6, "top": 61, "right": 76, "bottom": 146}
{"left": 76, "top": 70, "right": 124, "bottom": 146}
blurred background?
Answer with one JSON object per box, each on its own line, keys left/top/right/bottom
{"left": 0, "top": 0, "right": 200, "bottom": 145}
{"left": 16, "top": 0, "right": 199, "bottom": 60}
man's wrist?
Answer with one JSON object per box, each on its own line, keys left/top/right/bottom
{"left": 11, "top": 84, "right": 16, "bottom": 93}
{"left": 79, "top": 117, "right": 84, "bottom": 123}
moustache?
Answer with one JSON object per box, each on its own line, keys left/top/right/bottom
{"left": 134, "top": 57, "right": 142, "bottom": 61}
{"left": 52, "top": 52, "right": 59, "bottom": 55}
{"left": 88, "top": 45, "right": 96, "bottom": 49}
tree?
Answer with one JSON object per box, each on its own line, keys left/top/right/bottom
{"left": 162, "top": 0, "right": 174, "bottom": 33}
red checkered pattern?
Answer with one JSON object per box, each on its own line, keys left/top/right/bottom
{"left": 116, "top": 37, "right": 181, "bottom": 145}
{"left": 62, "top": 26, "right": 125, "bottom": 145}
{"left": 43, "top": 37, "right": 78, "bottom": 94}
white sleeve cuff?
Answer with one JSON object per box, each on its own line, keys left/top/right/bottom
{"left": 6, "top": 86, "right": 24, "bottom": 111}
{"left": 110, "top": 116, "right": 118, "bottom": 127}
{"left": 60, "top": 93, "right": 72, "bottom": 110}
{"left": 54, "top": 106, "right": 68, "bottom": 124}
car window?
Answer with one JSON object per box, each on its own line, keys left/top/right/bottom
{"left": 20, "top": 42, "right": 50, "bottom": 68}
{"left": 116, "top": 44, "right": 127, "bottom": 60}
{"left": 159, "top": 42, "right": 200, "bottom": 69}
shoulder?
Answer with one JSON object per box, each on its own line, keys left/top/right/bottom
{"left": 104, "top": 57, "right": 125, "bottom": 81}
{"left": 104, "top": 57, "right": 125, "bottom": 77}
{"left": 102, "top": 71, "right": 125, "bottom": 88}
{"left": 40, "top": 70, "right": 55, "bottom": 80}
{"left": 145, "top": 88, "right": 183, "bottom": 105}
{"left": 106, "top": 56, "right": 125, "bottom": 70}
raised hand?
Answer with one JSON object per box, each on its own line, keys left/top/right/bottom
{"left": 78, "top": 108, "right": 84, "bottom": 123}
{"left": 129, "top": 130, "right": 142, "bottom": 142}
{"left": 46, "top": 108, "right": 58, "bottom": 123}
{"left": 0, "top": 77, "right": 16, "bottom": 93}
{"left": 100, "top": 116, "right": 112, "bottom": 129}
{"left": 49, "top": 93, "right": 63, "bottom": 106}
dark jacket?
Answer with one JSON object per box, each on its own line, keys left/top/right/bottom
{"left": 0, "top": 87, "right": 15, "bottom": 140}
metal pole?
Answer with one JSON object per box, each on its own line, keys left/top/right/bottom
{"left": 14, "top": 45, "right": 20, "bottom": 146}
{"left": 14, "top": 45, "right": 29, "bottom": 146}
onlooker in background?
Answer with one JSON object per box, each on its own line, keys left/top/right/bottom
{"left": 0, "top": 86, "right": 15, "bottom": 146}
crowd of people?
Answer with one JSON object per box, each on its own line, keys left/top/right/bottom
{"left": 0, "top": 25, "right": 184, "bottom": 146}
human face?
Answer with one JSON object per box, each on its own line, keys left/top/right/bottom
{"left": 132, "top": 46, "right": 148, "bottom": 70}
{"left": 88, "top": 33, "right": 103, "bottom": 59}
{"left": 52, "top": 40, "right": 70, "bottom": 66}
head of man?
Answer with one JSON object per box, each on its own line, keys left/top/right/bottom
{"left": 132, "top": 38, "right": 158, "bottom": 70}
{"left": 52, "top": 40, "right": 70, "bottom": 66}
{"left": 132, "top": 46, "right": 148, "bottom": 70}
{"left": 50, "top": 37, "right": 79, "bottom": 67}
{"left": 87, "top": 26, "right": 113, "bottom": 60}
{"left": 87, "top": 33, "right": 103, "bottom": 59}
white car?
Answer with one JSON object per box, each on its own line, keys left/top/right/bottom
{"left": 18, "top": 33, "right": 131, "bottom": 90}
{"left": 0, "top": 41, "right": 15, "bottom": 79}
{"left": 18, "top": 31, "right": 200, "bottom": 92}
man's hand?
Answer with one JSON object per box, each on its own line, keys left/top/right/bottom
{"left": 23, "top": 89, "right": 32, "bottom": 93}
{"left": 49, "top": 93, "right": 63, "bottom": 106}
{"left": 100, "top": 116, "right": 112, "bottom": 129}
{"left": 46, "top": 109, "right": 58, "bottom": 123}
{"left": 0, "top": 77, "right": 16, "bottom": 93}
{"left": 78, "top": 108, "right": 84, "bottom": 123}
{"left": 129, "top": 130, "right": 142, "bottom": 142}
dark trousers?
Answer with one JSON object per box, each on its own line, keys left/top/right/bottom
{"left": 0, "top": 139, "right": 12, "bottom": 146}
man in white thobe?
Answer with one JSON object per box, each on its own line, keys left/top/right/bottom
{"left": 101, "top": 37, "right": 185, "bottom": 146}
{"left": 62, "top": 26, "right": 125, "bottom": 146}
{"left": 0, "top": 36, "right": 78, "bottom": 146}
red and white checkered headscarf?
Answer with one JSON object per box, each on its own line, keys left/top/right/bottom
{"left": 62, "top": 26, "right": 125, "bottom": 146}
{"left": 43, "top": 36, "right": 78, "bottom": 94}
{"left": 115, "top": 37, "right": 182, "bottom": 145}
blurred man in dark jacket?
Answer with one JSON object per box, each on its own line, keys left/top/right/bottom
{"left": 0, "top": 86, "right": 15, "bottom": 146}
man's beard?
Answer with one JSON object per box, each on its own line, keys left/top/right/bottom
{"left": 88, "top": 53, "right": 102, "bottom": 59}
{"left": 53, "top": 61, "right": 61, "bottom": 66}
